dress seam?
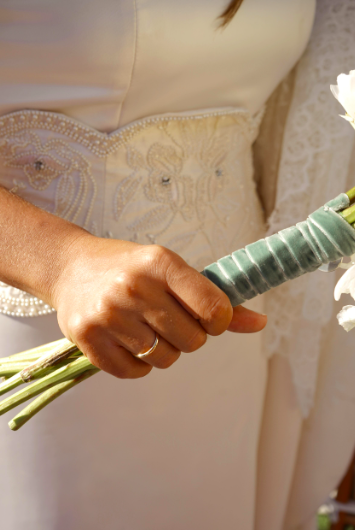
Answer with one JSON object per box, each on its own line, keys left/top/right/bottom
{"left": 117, "top": 0, "right": 138, "bottom": 129}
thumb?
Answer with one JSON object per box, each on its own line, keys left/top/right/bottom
{"left": 227, "top": 305, "right": 267, "bottom": 333}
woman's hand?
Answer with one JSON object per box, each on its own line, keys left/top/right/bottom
{"left": 50, "top": 233, "right": 266, "bottom": 379}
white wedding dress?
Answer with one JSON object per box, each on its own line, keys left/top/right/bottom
{"left": 1, "top": 1, "right": 355, "bottom": 529}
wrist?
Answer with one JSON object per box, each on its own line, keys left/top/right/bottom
{"left": 0, "top": 186, "right": 94, "bottom": 306}
{"left": 44, "top": 227, "right": 94, "bottom": 310}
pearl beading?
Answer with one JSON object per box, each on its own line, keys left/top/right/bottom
{"left": 0, "top": 108, "right": 261, "bottom": 158}
{"left": 0, "top": 293, "right": 56, "bottom": 318}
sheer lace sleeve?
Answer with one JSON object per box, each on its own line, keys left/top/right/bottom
{"left": 259, "top": 0, "right": 355, "bottom": 416}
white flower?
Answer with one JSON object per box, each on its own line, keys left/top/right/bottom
{"left": 334, "top": 264, "right": 355, "bottom": 331}
{"left": 330, "top": 70, "right": 355, "bottom": 121}
{"left": 337, "top": 305, "right": 355, "bottom": 332}
{"left": 334, "top": 263, "right": 355, "bottom": 301}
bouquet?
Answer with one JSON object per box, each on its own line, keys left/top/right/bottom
{"left": 2, "top": 71, "right": 355, "bottom": 431}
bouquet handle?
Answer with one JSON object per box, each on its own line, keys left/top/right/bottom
{"left": 202, "top": 193, "right": 355, "bottom": 306}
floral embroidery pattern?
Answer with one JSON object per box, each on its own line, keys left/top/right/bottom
{"left": 0, "top": 107, "right": 265, "bottom": 316}
{"left": 112, "top": 114, "right": 265, "bottom": 262}
{"left": 0, "top": 130, "right": 97, "bottom": 231}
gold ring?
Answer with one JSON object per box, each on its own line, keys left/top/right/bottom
{"left": 134, "top": 333, "right": 159, "bottom": 359}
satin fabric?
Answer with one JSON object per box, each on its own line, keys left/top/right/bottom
{"left": 0, "top": 0, "right": 314, "bottom": 130}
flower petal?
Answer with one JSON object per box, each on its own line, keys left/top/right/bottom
{"left": 331, "top": 72, "right": 355, "bottom": 119}
{"left": 330, "top": 84, "right": 340, "bottom": 101}
{"left": 334, "top": 264, "right": 355, "bottom": 300}
{"left": 337, "top": 305, "right": 355, "bottom": 332}
{"left": 337, "top": 73, "right": 351, "bottom": 93}
{"left": 331, "top": 71, "right": 355, "bottom": 119}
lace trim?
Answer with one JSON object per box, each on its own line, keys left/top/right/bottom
{"left": 264, "top": 0, "right": 355, "bottom": 416}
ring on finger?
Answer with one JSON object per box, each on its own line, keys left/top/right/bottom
{"left": 133, "top": 333, "right": 159, "bottom": 359}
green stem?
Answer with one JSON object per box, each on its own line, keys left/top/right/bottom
{"left": 0, "top": 337, "right": 72, "bottom": 365}
{"left": 0, "top": 373, "right": 23, "bottom": 396}
{"left": 340, "top": 202, "right": 355, "bottom": 225}
{"left": 0, "top": 358, "right": 80, "bottom": 378}
{"left": 346, "top": 185, "right": 355, "bottom": 204}
{"left": 0, "top": 363, "right": 38, "bottom": 378}
{"left": 0, "top": 355, "right": 45, "bottom": 364}
{"left": 0, "top": 351, "right": 81, "bottom": 365}
{"left": 0, "top": 356, "right": 95, "bottom": 415}
{"left": 19, "top": 342, "right": 79, "bottom": 382}
{"left": 8, "top": 369, "right": 99, "bottom": 431}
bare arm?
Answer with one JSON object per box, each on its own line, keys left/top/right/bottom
{"left": 0, "top": 185, "right": 87, "bottom": 302}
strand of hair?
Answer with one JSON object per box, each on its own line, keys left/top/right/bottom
{"left": 218, "top": 0, "right": 244, "bottom": 28}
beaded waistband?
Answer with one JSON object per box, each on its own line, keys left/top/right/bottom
{"left": 0, "top": 106, "right": 265, "bottom": 317}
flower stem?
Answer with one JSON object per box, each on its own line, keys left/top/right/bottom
{"left": 0, "top": 358, "right": 81, "bottom": 378}
{"left": 0, "top": 356, "right": 95, "bottom": 416}
{"left": 346, "top": 185, "right": 355, "bottom": 204}
{"left": 340, "top": 202, "right": 355, "bottom": 224}
{"left": 0, "top": 373, "right": 24, "bottom": 396}
{"left": 0, "top": 363, "right": 39, "bottom": 378}
{"left": 0, "top": 338, "right": 72, "bottom": 365}
{"left": 19, "top": 341, "right": 79, "bottom": 382}
{"left": 8, "top": 368, "right": 99, "bottom": 431}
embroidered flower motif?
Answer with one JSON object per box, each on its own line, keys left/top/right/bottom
{"left": 9, "top": 152, "right": 65, "bottom": 191}
{"left": 0, "top": 130, "right": 97, "bottom": 230}
{"left": 113, "top": 118, "right": 248, "bottom": 252}
{"left": 144, "top": 144, "right": 182, "bottom": 205}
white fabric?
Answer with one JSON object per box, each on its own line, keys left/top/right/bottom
{"left": 0, "top": 307, "right": 268, "bottom": 530}
{"left": 0, "top": 0, "right": 314, "bottom": 129}
{"left": 265, "top": 0, "right": 355, "bottom": 416}
{"left": 2, "top": 1, "right": 355, "bottom": 530}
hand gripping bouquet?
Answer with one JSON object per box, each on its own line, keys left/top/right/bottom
{"left": 2, "top": 72, "right": 355, "bottom": 431}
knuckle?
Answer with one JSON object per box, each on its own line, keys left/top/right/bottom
{"left": 69, "top": 313, "right": 100, "bottom": 342}
{"left": 94, "top": 297, "right": 116, "bottom": 320}
{"left": 149, "top": 244, "right": 170, "bottom": 261}
{"left": 144, "top": 245, "right": 177, "bottom": 275}
{"left": 203, "top": 296, "right": 232, "bottom": 333}
{"left": 114, "top": 271, "right": 142, "bottom": 299}
{"left": 150, "top": 307, "right": 170, "bottom": 328}
{"left": 183, "top": 329, "right": 207, "bottom": 353}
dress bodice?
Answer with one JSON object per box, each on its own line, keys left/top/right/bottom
{"left": 0, "top": 0, "right": 315, "bottom": 130}
{"left": 0, "top": 0, "right": 315, "bottom": 317}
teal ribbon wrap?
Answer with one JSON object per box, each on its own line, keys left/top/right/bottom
{"left": 202, "top": 193, "right": 355, "bottom": 306}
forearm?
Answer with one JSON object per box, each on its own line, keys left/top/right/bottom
{"left": 0, "top": 186, "right": 89, "bottom": 304}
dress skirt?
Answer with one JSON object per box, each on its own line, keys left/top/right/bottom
{"left": 0, "top": 301, "right": 269, "bottom": 530}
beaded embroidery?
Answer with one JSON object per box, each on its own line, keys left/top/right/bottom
{"left": 0, "top": 107, "right": 265, "bottom": 317}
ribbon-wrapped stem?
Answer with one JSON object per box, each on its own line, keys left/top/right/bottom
{"left": 202, "top": 193, "right": 355, "bottom": 307}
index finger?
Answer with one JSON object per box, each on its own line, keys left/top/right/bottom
{"left": 165, "top": 258, "right": 233, "bottom": 336}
